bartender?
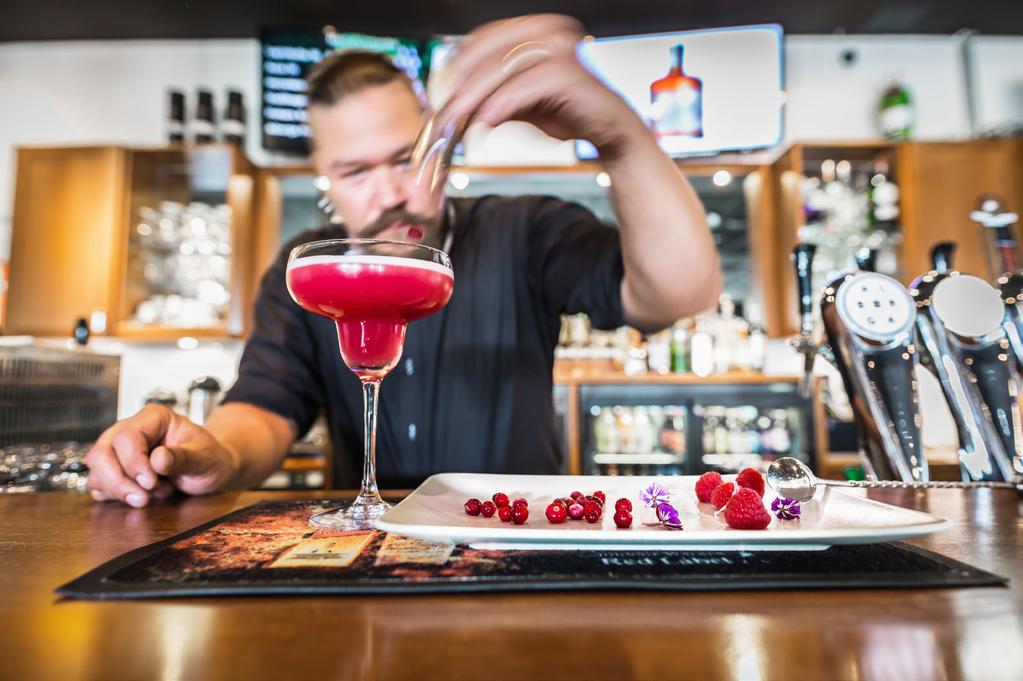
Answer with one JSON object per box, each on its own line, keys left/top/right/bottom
{"left": 86, "top": 14, "right": 721, "bottom": 506}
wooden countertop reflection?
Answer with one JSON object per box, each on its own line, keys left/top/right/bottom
{"left": 1, "top": 489, "right": 1021, "bottom": 681}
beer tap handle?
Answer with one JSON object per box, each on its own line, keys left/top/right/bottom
{"left": 930, "top": 242, "right": 956, "bottom": 274}
{"left": 793, "top": 243, "right": 817, "bottom": 336}
{"left": 854, "top": 247, "right": 878, "bottom": 273}
{"left": 791, "top": 243, "right": 819, "bottom": 398}
{"left": 969, "top": 194, "right": 1021, "bottom": 274}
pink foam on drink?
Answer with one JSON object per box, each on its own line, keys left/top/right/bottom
{"left": 287, "top": 254, "right": 453, "bottom": 377}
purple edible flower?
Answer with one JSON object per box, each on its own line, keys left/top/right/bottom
{"left": 771, "top": 497, "right": 801, "bottom": 521}
{"left": 656, "top": 502, "right": 683, "bottom": 530}
{"left": 640, "top": 482, "right": 671, "bottom": 509}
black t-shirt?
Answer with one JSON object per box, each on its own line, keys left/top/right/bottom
{"left": 222, "top": 195, "right": 626, "bottom": 489}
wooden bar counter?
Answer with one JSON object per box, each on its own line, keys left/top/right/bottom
{"left": 1, "top": 488, "right": 1021, "bottom": 680}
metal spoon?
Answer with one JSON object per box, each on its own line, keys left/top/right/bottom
{"left": 766, "top": 457, "right": 1022, "bottom": 503}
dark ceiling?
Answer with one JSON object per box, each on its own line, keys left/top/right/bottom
{"left": 3, "top": 0, "right": 1023, "bottom": 41}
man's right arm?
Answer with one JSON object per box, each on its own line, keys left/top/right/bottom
{"left": 204, "top": 402, "right": 296, "bottom": 489}
{"left": 88, "top": 230, "right": 333, "bottom": 507}
{"left": 85, "top": 401, "right": 296, "bottom": 507}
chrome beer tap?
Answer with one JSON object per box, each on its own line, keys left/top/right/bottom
{"left": 790, "top": 243, "right": 926, "bottom": 482}
{"left": 909, "top": 244, "right": 1018, "bottom": 482}
{"left": 970, "top": 196, "right": 1023, "bottom": 373}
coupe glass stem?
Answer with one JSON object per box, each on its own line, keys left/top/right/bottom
{"left": 358, "top": 377, "right": 383, "bottom": 503}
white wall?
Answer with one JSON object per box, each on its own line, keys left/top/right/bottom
{"left": 2, "top": 34, "right": 1022, "bottom": 260}
{"left": 967, "top": 36, "right": 1023, "bottom": 133}
{"left": 783, "top": 34, "right": 973, "bottom": 142}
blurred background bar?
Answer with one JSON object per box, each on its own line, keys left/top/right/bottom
{"left": 1, "top": 1, "right": 1021, "bottom": 490}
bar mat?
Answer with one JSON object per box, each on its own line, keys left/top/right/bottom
{"left": 57, "top": 500, "right": 1006, "bottom": 600}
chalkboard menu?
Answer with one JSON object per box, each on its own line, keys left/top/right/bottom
{"left": 260, "top": 28, "right": 431, "bottom": 155}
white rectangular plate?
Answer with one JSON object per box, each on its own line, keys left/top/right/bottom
{"left": 375, "top": 474, "right": 951, "bottom": 551}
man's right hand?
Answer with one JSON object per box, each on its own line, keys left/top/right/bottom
{"left": 85, "top": 404, "right": 240, "bottom": 507}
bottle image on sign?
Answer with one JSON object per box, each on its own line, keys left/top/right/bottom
{"left": 649, "top": 44, "right": 704, "bottom": 140}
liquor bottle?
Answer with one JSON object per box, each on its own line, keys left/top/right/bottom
{"left": 167, "top": 90, "right": 185, "bottom": 144}
{"left": 702, "top": 414, "right": 718, "bottom": 455}
{"left": 690, "top": 317, "right": 715, "bottom": 377}
{"left": 221, "top": 90, "right": 246, "bottom": 146}
{"left": 770, "top": 410, "right": 792, "bottom": 455}
{"left": 649, "top": 44, "right": 703, "bottom": 140}
{"left": 879, "top": 82, "right": 913, "bottom": 140}
{"left": 746, "top": 301, "right": 767, "bottom": 373}
{"left": 670, "top": 320, "right": 691, "bottom": 373}
{"left": 614, "top": 406, "right": 635, "bottom": 453}
{"left": 633, "top": 406, "right": 654, "bottom": 453}
{"left": 646, "top": 331, "right": 671, "bottom": 375}
{"left": 192, "top": 89, "right": 216, "bottom": 144}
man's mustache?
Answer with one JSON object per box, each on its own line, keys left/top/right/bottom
{"left": 360, "top": 208, "right": 441, "bottom": 241}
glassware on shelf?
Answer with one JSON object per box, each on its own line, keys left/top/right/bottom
{"left": 129, "top": 200, "right": 233, "bottom": 328}
{"left": 798, "top": 156, "right": 903, "bottom": 300}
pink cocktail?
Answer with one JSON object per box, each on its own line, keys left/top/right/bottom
{"left": 287, "top": 254, "right": 454, "bottom": 378}
{"left": 286, "top": 239, "right": 453, "bottom": 530}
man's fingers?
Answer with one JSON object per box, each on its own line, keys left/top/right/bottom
{"left": 110, "top": 429, "right": 159, "bottom": 490}
{"left": 85, "top": 444, "right": 149, "bottom": 506}
{"left": 151, "top": 445, "right": 214, "bottom": 478}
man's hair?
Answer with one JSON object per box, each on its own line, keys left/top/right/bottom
{"left": 306, "top": 50, "right": 413, "bottom": 107}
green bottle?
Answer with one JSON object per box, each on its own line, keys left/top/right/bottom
{"left": 879, "top": 82, "right": 913, "bottom": 140}
{"left": 670, "top": 321, "right": 690, "bottom": 373}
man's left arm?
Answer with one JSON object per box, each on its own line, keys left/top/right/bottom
{"left": 600, "top": 119, "right": 722, "bottom": 331}
{"left": 436, "top": 13, "right": 722, "bottom": 332}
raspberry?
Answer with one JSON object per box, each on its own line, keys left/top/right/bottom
{"left": 480, "top": 501, "right": 497, "bottom": 517}
{"left": 695, "top": 471, "right": 724, "bottom": 503}
{"left": 710, "top": 482, "right": 734, "bottom": 509}
{"left": 735, "top": 467, "right": 765, "bottom": 497}
{"left": 723, "top": 488, "right": 771, "bottom": 530}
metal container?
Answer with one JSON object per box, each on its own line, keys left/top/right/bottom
{"left": 0, "top": 339, "right": 120, "bottom": 448}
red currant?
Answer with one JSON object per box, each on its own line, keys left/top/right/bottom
{"left": 613, "top": 511, "right": 632, "bottom": 528}
{"left": 567, "top": 503, "right": 585, "bottom": 520}
{"left": 492, "top": 492, "right": 510, "bottom": 508}
{"left": 464, "top": 498, "right": 482, "bottom": 516}
{"left": 498, "top": 506, "right": 513, "bottom": 522}
{"left": 480, "top": 501, "right": 497, "bottom": 517}
{"left": 592, "top": 491, "right": 606, "bottom": 504}
{"left": 545, "top": 502, "right": 567, "bottom": 524}
{"left": 512, "top": 505, "right": 529, "bottom": 525}
{"left": 614, "top": 498, "right": 633, "bottom": 514}
{"left": 584, "top": 506, "right": 602, "bottom": 523}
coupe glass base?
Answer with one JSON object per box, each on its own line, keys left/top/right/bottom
{"left": 309, "top": 495, "right": 392, "bottom": 531}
